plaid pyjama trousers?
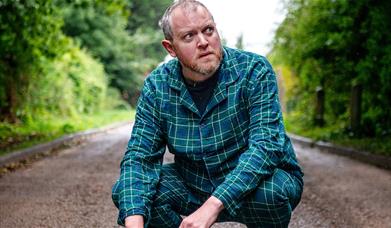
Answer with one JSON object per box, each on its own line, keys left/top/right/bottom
{"left": 112, "top": 163, "right": 303, "bottom": 228}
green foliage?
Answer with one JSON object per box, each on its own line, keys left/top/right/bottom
{"left": 0, "top": 109, "right": 134, "bottom": 155}
{"left": 0, "top": 0, "right": 129, "bottom": 124}
{"left": 0, "top": 0, "right": 171, "bottom": 155}
{"left": 59, "top": 0, "right": 143, "bottom": 102}
{"left": 271, "top": 0, "right": 391, "bottom": 137}
{"left": 59, "top": 0, "right": 172, "bottom": 105}
{"left": 126, "top": 0, "right": 172, "bottom": 33}
{"left": 126, "top": 0, "right": 172, "bottom": 67}
{"left": 0, "top": 0, "right": 67, "bottom": 121}
{"left": 22, "top": 44, "right": 109, "bottom": 122}
{"left": 285, "top": 114, "right": 391, "bottom": 157}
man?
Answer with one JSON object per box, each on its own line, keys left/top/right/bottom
{"left": 112, "top": 0, "right": 303, "bottom": 227}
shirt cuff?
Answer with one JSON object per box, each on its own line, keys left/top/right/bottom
{"left": 212, "top": 183, "right": 243, "bottom": 217}
{"left": 118, "top": 208, "right": 147, "bottom": 226}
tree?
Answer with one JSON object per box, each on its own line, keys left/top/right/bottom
{"left": 59, "top": 0, "right": 141, "bottom": 102}
{"left": 60, "top": 0, "right": 172, "bottom": 105}
{"left": 0, "top": 0, "right": 67, "bottom": 122}
{"left": 271, "top": 0, "right": 391, "bottom": 136}
{"left": 126, "top": 0, "right": 171, "bottom": 33}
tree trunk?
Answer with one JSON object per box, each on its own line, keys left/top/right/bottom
{"left": 2, "top": 56, "right": 19, "bottom": 123}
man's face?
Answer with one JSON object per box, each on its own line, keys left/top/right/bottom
{"left": 163, "top": 5, "right": 222, "bottom": 79}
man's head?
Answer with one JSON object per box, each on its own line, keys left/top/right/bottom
{"left": 160, "top": 0, "right": 223, "bottom": 80}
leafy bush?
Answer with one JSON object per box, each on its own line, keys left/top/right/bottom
{"left": 0, "top": 0, "right": 67, "bottom": 122}
{"left": 17, "top": 42, "right": 109, "bottom": 124}
{"left": 271, "top": 0, "right": 391, "bottom": 137}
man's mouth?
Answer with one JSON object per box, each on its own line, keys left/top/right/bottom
{"left": 199, "top": 52, "right": 213, "bottom": 58}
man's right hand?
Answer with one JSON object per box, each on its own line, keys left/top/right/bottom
{"left": 125, "top": 215, "right": 144, "bottom": 228}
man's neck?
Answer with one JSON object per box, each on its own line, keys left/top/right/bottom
{"left": 182, "top": 68, "right": 214, "bottom": 85}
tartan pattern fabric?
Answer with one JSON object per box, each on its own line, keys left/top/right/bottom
{"left": 113, "top": 163, "right": 303, "bottom": 227}
{"left": 113, "top": 46, "right": 303, "bottom": 226}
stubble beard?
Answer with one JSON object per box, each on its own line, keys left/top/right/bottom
{"left": 183, "top": 47, "right": 223, "bottom": 77}
{"left": 197, "top": 48, "right": 222, "bottom": 76}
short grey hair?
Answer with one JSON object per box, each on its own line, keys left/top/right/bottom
{"left": 159, "top": 0, "right": 214, "bottom": 41}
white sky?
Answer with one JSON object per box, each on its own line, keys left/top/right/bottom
{"left": 198, "top": 0, "right": 286, "bottom": 55}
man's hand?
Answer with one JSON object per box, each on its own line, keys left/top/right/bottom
{"left": 125, "top": 215, "right": 144, "bottom": 228}
{"left": 179, "top": 196, "right": 224, "bottom": 228}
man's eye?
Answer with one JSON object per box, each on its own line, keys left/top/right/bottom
{"left": 184, "top": 33, "right": 193, "bottom": 40}
{"left": 205, "top": 27, "right": 214, "bottom": 34}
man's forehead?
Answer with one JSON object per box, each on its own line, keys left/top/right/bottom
{"left": 170, "top": 5, "right": 214, "bottom": 31}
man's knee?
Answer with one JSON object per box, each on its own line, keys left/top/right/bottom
{"left": 254, "top": 169, "right": 302, "bottom": 210}
{"left": 112, "top": 164, "right": 189, "bottom": 212}
{"left": 236, "top": 169, "right": 302, "bottom": 226}
{"left": 111, "top": 179, "right": 121, "bottom": 208}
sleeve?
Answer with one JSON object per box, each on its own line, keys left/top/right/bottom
{"left": 212, "top": 58, "right": 283, "bottom": 216}
{"left": 116, "top": 79, "right": 166, "bottom": 225}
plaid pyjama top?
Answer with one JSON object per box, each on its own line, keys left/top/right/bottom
{"left": 116, "top": 46, "right": 303, "bottom": 223}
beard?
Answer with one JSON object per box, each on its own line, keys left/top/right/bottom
{"left": 192, "top": 52, "right": 222, "bottom": 75}
{"left": 178, "top": 46, "right": 223, "bottom": 77}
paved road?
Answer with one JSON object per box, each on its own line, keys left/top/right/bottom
{"left": 0, "top": 124, "right": 390, "bottom": 227}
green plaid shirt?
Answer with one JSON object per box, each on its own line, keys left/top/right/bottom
{"left": 117, "top": 46, "right": 303, "bottom": 223}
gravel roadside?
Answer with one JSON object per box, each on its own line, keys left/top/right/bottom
{"left": 0, "top": 124, "right": 390, "bottom": 227}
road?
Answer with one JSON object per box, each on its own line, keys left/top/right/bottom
{"left": 0, "top": 124, "right": 390, "bottom": 227}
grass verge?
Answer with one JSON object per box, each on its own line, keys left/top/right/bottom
{"left": 0, "top": 109, "right": 135, "bottom": 157}
{"left": 284, "top": 114, "right": 391, "bottom": 157}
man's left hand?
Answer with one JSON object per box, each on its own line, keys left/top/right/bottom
{"left": 179, "top": 196, "right": 224, "bottom": 228}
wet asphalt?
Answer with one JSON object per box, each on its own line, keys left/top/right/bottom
{"left": 0, "top": 124, "right": 390, "bottom": 227}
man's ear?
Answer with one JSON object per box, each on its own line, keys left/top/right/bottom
{"left": 162, "top": 39, "right": 177, "bottom": 57}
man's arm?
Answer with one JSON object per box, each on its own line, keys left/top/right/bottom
{"left": 117, "top": 78, "right": 165, "bottom": 226}
{"left": 212, "top": 58, "right": 284, "bottom": 216}
{"left": 125, "top": 215, "right": 144, "bottom": 228}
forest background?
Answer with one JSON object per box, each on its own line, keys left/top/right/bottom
{"left": 1, "top": 0, "right": 390, "bottom": 156}
{"left": 270, "top": 0, "right": 391, "bottom": 156}
{"left": 0, "top": 0, "right": 172, "bottom": 154}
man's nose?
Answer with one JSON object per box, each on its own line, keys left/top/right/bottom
{"left": 197, "top": 34, "right": 208, "bottom": 48}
